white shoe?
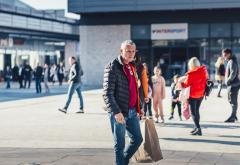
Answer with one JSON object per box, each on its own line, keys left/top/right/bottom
{"left": 76, "top": 109, "right": 84, "bottom": 113}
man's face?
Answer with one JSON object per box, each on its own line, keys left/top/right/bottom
{"left": 222, "top": 51, "right": 230, "bottom": 61}
{"left": 120, "top": 45, "right": 136, "bottom": 64}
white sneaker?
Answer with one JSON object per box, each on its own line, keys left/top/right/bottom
{"left": 76, "top": 109, "right": 84, "bottom": 113}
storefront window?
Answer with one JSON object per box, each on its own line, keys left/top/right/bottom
{"left": 210, "top": 23, "right": 231, "bottom": 38}
{"left": 188, "top": 38, "right": 209, "bottom": 62}
{"left": 131, "top": 25, "right": 150, "bottom": 40}
{"left": 189, "top": 24, "right": 208, "bottom": 38}
{"left": 232, "top": 38, "right": 240, "bottom": 65}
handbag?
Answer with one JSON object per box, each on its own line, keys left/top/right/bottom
{"left": 182, "top": 102, "right": 191, "bottom": 120}
{"left": 132, "top": 119, "right": 163, "bottom": 163}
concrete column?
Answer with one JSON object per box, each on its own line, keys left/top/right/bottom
{"left": 79, "top": 25, "right": 130, "bottom": 87}
{"left": 65, "top": 41, "right": 79, "bottom": 70}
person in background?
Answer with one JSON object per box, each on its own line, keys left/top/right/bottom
{"left": 58, "top": 56, "right": 84, "bottom": 114}
{"left": 4, "top": 66, "right": 12, "bottom": 89}
{"left": 50, "top": 64, "right": 58, "bottom": 85}
{"left": 12, "top": 65, "right": 19, "bottom": 82}
{"left": 222, "top": 48, "right": 240, "bottom": 123}
{"left": 43, "top": 63, "right": 50, "bottom": 93}
{"left": 18, "top": 64, "right": 24, "bottom": 88}
{"left": 143, "top": 63, "right": 153, "bottom": 118}
{"left": 57, "top": 62, "right": 65, "bottom": 86}
{"left": 215, "top": 57, "right": 225, "bottom": 97}
{"left": 23, "top": 62, "right": 32, "bottom": 89}
{"left": 181, "top": 57, "right": 208, "bottom": 136}
{"left": 135, "top": 55, "right": 149, "bottom": 114}
{"left": 169, "top": 74, "right": 182, "bottom": 121}
{"left": 34, "top": 63, "right": 43, "bottom": 94}
{"left": 152, "top": 66, "right": 166, "bottom": 123}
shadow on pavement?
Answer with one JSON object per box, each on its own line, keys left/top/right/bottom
{"left": 161, "top": 138, "right": 240, "bottom": 146}
{"left": 0, "top": 85, "right": 101, "bottom": 103}
{"left": 161, "top": 122, "right": 240, "bottom": 129}
{"left": 218, "top": 135, "right": 240, "bottom": 138}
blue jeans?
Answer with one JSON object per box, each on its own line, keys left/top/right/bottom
{"left": 109, "top": 109, "right": 143, "bottom": 165}
{"left": 64, "top": 82, "right": 84, "bottom": 110}
{"left": 6, "top": 78, "right": 10, "bottom": 88}
{"left": 35, "top": 78, "right": 42, "bottom": 93}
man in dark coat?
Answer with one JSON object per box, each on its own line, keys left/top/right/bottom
{"left": 222, "top": 48, "right": 240, "bottom": 122}
{"left": 34, "top": 63, "right": 43, "bottom": 93}
{"left": 103, "top": 40, "right": 143, "bottom": 165}
{"left": 23, "top": 62, "right": 32, "bottom": 88}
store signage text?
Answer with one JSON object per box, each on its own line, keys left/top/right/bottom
{"left": 151, "top": 23, "right": 188, "bottom": 40}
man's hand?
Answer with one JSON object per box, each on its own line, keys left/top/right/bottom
{"left": 144, "top": 97, "right": 149, "bottom": 103}
{"left": 114, "top": 113, "right": 125, "bottom": 124}
{"left": 137, "top": 109, "right": 145, "bottom": 119}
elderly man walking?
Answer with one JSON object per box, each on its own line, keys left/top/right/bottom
{"left": 103, "top": 40, "right": 143, "bottom": 165}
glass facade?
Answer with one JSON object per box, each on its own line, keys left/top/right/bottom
{"left": 132, "top": 23, "right": 240, "bottom": 82}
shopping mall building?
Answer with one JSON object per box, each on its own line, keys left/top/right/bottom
{"left": 69, "top": 0, "right": 240, "bottom": 86}
{"left": 0, "top": 0, "right": 79, "bottom": 72}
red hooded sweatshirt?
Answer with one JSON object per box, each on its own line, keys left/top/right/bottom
{"left": 182, "top": 66, "right": 208, "bottom": 99}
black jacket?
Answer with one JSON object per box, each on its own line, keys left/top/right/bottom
{"left": 171, "top": 82, "right": 180, "bottom": 99}
{"left": 103, "top": 56, "right": 138, "bottom": 116}
{"left": 23, "top": 65, "right": 32, "bottom": 78}
{"left": 69, "top": 62, "right": 83, "bottom": 83}
{"left": 215, "top": 64, "right": 225, "bottom": 76}
{"left": 226, "top": 56, "right": 240, "bottom": 87}
{"left": 34, "top": 66, "right": 43, "bottom": 79}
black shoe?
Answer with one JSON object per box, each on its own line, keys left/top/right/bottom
{"left": 168, "top": 116, "right": 174, "bottom": 120}
{"left": 179, "top": 116, "right": 183, "bottom": 121}
{"left": 235, "top": 116, "right": 238, "bottom": 121}
{"left": 190, "top": 128, "right": 197, "bottom": 134}
{"left": 191, "top": 128, "right": 202, "bottom": 136}
{"left": 224, "top": 118, "right": 235, "bottom": 123}
{"left": 58, "top": 108, "right": 67, "bottom": 114}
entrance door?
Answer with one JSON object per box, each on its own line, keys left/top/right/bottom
{"left": 170, "top": 47, "right": 187, "bottom": 76}
{"left": 153, "top": 47, "right": 170, "bottom": 80}
{"left": 153, "top": 47, "right": 188, "bottom": 82}
{"left": 4, "top": 54, "right": 11, "bottom": 71}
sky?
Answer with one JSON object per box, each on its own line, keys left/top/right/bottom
{"left": 20, "top": 0, "right": 80, "bottom": 19}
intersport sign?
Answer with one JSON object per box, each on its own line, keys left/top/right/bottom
{"left": 151, "top": 23, "right": 188, "bottom": 40}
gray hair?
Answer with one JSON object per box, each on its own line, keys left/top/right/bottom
{"left": 188, "top": 57, "right": 200, "bottom": 70}
{"left": 120, "top": 40, "right": 136, "bottom": 49}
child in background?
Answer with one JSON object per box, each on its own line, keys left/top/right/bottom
{"left": 169, "top": 75, "right": 182, "bottom": 121}
{"left": 143, "top": 63, "right": 153, "bottom": 118}
{"left": 152, "top": 66, "right": 166, "bottom": 123}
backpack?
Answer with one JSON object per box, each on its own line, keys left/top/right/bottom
{"left": 204, "top": 79, "right": 214, "bottom": 99}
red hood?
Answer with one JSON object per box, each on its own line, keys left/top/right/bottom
{"left": 187, "top": 65, "right": 208, "bottom": 79}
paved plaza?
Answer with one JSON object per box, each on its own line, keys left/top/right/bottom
{"left": 0, "top": 83, "right": 239, "bottom": 165}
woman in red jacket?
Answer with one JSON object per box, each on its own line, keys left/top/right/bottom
{"left": 181, "top": 57, "right": 208, "bottom": 136}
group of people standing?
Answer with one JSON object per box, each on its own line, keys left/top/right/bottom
{"left": 2, "top": 62, "right": 66, "bottom": 94}
{"left": 4, "top": 63, "right": 33, "bottom": 89}
{"left": 103, "top": 40, "right": 239, "bottom": 165}
{"left": 33, "top": 62, "right": 66, "bottom": 94}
